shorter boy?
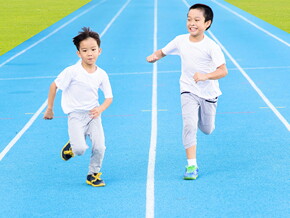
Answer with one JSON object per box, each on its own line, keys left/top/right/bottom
{"left": 147, "top": 4, "right": 228, "bottom": 179}
{"left": 44, "top": 27, "right": 113, "bottom": 187}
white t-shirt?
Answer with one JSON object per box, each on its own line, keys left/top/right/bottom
{"left": 55, "top": 62, "right": 113, "bottom": 114}
{"left": 162, "top": 34, "right": 226, "bottom": 99}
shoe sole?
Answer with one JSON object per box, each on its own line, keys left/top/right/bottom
{"left": 86, "top": 180, "right": 105, "bottom": 187}
{"left": 184, "top": 176, "right": 198, "bottom": 180}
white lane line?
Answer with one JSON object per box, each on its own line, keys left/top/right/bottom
{"left": 0, "top": 101, "right": 48, "bottom": 161}
{"left": 142, "top": 109, "right": 167, "bottom": 112}
{"left": 0, "top": 0, "right": 107, "bottom": 68}
{"left": 146, "top": 0, "right": 158, "bottom": 217}
{"left": 99, "top": 0, "right": 131, "bottom": 37}
{"left": 182, "top": 0, "right": 290, "bottom": 131}
{"left": 1, "top": 66, "right": 290, "bottom": 81}
{"left": 0, "top": 76, "right": 56, "bottom": 81}
{"left": 211, "top": 0, "right": 290, "bottom": 47}
{"left": 0, "top": 0, "right": 132, "bottom": 161}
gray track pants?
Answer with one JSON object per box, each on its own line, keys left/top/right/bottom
{"left": 181, "top": 92, "right": 218, "bottom": 149}
{"left": 68, "top": 112, "right": 106, "bottom": 175}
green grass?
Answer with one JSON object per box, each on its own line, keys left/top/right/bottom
{"left": 225, "top": 0, "right": 290, "bottom": 33}
{"left": 0, "top": 0, "right": 91, "bottom": 55}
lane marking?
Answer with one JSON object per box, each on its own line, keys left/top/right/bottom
{"left": 142, "top": 109, "right": 167, "bottom": 112}
{"left": 211, "top": 0, "right": 290, "bottom": 47}
{"left": 1, "top": 66, "right": 290, "bottom": 81}
{"left": 0, "top": 100, "right": 48, "bottom": 161}
{"left": 0, "top": 0, "right": 107, "bottom": 68}
{"left": 260, "top": 106, "right": 286, "bottom": 109}
{"left": 146, "top": 0, "right": 158, "bottom": 217}
{"left": 0, "top": 0, "right": 132, "bottom": 161}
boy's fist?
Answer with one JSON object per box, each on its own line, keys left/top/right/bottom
{"left": 43, "top": 109, "right": 54, "bottom": 120}
{"left": 146, "top": 54, "right": 159, "bottom": 63}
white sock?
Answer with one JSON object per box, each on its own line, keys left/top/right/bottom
{"left": 187, "top": 159, "right": 197, "bottom": 167}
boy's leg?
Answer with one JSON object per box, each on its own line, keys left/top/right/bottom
{"left": 186, "top": 145, "right": 196, "bottom": 159}
{"left": 181, "top": 93, "right": 199, "bottom": 150}
{"left": 181, "top": 93, "right": 200, "bottom": 180}
{"left": 68, "top": 112, "right": 89, "bottom": 156}
{"left": 198, "top": 97, "right": 218, "bottom": 135}
{"left": 87, "top": 116, "right": 106, "bottom": 175}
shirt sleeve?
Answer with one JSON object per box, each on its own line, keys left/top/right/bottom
{"left": 54, "top": 67, "right": 74, "bottom": 91}
{"left": 210, "top": 43, "right": 226, "bottom": 68}
{"left": 161, "top": 36, "right": 180, "bottom": 56}
{"left": 100, "top": 74, "right": 113, "bottom": 99}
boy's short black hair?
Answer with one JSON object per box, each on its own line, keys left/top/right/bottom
{"left": 189, "top": 4, "right": 214, "bottom": 30}
{"left": 73, "top": 27, "right": 101, "bottom": 50}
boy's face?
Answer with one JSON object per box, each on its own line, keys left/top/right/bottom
{"left": 187, "top": 9, "right": 211, "bottom": 41}
{"left": 77, "top": 37, "right": 101, "bottom": 67}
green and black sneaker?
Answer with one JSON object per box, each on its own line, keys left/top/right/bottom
{"left": 86, "top": 172, "right": 105, "bottom": 187}
{"left": 61, "top": 141, "right": 74, "bottom": 161}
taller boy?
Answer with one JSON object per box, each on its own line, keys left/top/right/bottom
{"left": 147, "top": 4, "right": 228, "bottom": 179}
{"left": 44, "top": 27, "right": 113, "bottom": 186}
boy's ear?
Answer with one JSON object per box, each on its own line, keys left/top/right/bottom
{"left": 76, "top": 50, "right": 81, "bottom": 58}
{"left": 99, "top": 48, "right": 102, "bottom": 54}
{"left": 205, "top": 20, "right": 211, "bottom": 29}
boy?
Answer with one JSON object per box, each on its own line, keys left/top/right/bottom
{"left": 147, "top": 4, "right": 227, "bottom": 180}
{"left": 44, "top": 27, "right": 113, "bottom": 187}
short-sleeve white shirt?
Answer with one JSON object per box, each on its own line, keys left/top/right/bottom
{"left": 162, "top": 34, "right": 226, "bottom": 99}
{"left": 55, "top": 62, "right": 113, "bottom": 114}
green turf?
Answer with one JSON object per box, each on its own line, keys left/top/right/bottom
{"left": 0, "top": 0, "right": 91, "bottom": 55}
{"left": 225, "top": 0, "right": 290, "bottom": 33}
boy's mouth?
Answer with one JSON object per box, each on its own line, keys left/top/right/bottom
{"left": 189, "top": 26, "right": 197, "bottom": 32}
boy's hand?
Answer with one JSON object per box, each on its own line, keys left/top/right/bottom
{"left": 43, "top": 109, "right": 54, "bottom": 120}
{"left": 90, "top": 107, "right": 103, "bottom": 118}
{"left": 146, "top": 54, "right": 159, "bottom": 63}
{"left": 193, "top": 72, "right": 208, "bottom": 83}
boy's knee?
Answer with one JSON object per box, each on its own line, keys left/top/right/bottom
{"left": 92, "top": 144, "right": 106, "bottom": 154}
{"left": 200, "top": 125, "right": 215, "bottom": 135}
{"left": 72, "top": 144, "right": 88, "bottom": 156}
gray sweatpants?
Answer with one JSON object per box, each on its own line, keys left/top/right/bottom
{"left": 181, "top": 92, "right": 218, "bottom": 149}
{"left": 68, "top": 111, "right": 106, "bottom": 175}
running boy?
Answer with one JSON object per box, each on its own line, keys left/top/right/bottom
{"left": 44, "top": 27, "right": 113, "bottom": 187}
{"left": 147, "top": 4, "right": 227, "bottom": 179}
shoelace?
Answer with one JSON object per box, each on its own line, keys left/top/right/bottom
{"left": 63, "top": 149, "right": 74, "bottom": 156}
{"left": 186, "top": 166, "right": 197, "bottom": 173}
{"left": 92, "top": 172, "right": 102, "bottom": 181}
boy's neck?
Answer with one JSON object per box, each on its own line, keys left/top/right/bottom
{"left": 189, "top": 34, "right": 204, "bottom": 43}
{"left": 81, "top": 62, "right": 97, "bottom": 73}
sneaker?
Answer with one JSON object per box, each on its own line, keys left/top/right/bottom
{"left": 183, "top": 165, "right": 198, "bottom": 180}
{"left": 61, "top": 141, "right": 74, "bottom": 161}
{"left": 86, "top": 172, "right": 105, "bottom": 187}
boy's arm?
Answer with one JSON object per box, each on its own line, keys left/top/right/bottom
{"left": 90, "top": 98, "right": 113, "bottom": 118}
{"left": 146, "top": 49, "right": 166, "bottom": 63}
{"left": 43, "top": 82, "right": 57, "bottom": 120}
{"left": 193, "top": 64, "right": 228, "bottom": 83}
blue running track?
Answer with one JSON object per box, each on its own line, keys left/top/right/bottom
{"left": 0, "top": 0, "right": 289, "bottom": 217}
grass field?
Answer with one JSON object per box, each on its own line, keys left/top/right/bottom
{"left": 226, "top": 0, "right": 290, "bottom": 33}
{"left": 0, "top": 0, "right": 91, "bottom": 55}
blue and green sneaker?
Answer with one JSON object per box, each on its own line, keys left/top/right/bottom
{"left": 183, "top": 165, "right": 198, "bottom": 180}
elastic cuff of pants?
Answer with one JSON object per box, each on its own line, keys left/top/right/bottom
{"left": 184, "top": 143, "right": 196, "bottom": 149}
